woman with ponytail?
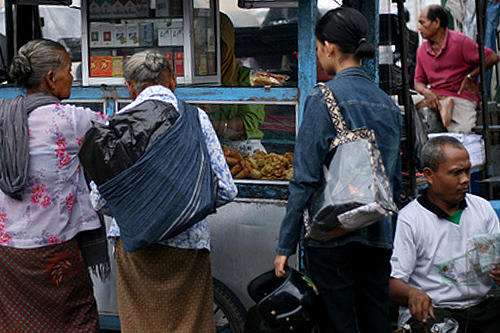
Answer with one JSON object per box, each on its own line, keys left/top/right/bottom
{"left": 274, "top": 7, "right": 402, "bottom": 333}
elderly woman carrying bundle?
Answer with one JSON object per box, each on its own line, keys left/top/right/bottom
{"left": 88, "top": 50, "right": 237, "bottom": 332}
{"left": 0, "top": 39, "right": 107, "bottom": 332}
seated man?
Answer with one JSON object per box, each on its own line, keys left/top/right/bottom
{"left": 390, "top": 136, "right": 500, "bottom": 333}
{"left": 414, "top": 5, "right": 499, "bottom": 133}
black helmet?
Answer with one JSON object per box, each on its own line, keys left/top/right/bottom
{"left": 247, "top": 267, "right": 319, "bottom": 332}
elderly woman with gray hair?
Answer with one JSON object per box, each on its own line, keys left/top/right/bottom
{"left": 0, "top": 39, "right": 107, "bottom": 332}
{"left": 90, "top": 49, "right": 237, "bottom": 332}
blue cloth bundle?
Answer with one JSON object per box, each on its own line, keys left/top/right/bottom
{"left": 99, "top": 100, "right": 216, "bottom": 252}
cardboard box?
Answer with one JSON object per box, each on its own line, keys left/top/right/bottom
{"left": 90, "top": 56, "right": 113, "bottom": 77}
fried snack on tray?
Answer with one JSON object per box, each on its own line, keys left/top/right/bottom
{"left": 222, "top": 145, "right": 294, "bottom": 180}
{"left": 250, "top": 70, "right": 288, "bottom": 87}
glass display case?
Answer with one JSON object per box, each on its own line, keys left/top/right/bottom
{"left": 81, "top": 0, "right": 220, "bottom": 85}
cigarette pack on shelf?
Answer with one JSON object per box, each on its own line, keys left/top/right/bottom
{"left": 89, "top": 22, "right": 102, "bottom": 48}
{"left": 123, "top": 0, "right": 149, "bottom": 17}
{"left": 198, "top": 53, "right": 208, "bottom": 76}
{"left": 157, "top": 22, "right": 171, "bottom": 47}
{"left": 111, "top": 0, "right": 125, "bottom": 17}
{"left": 170, "top": 18, "right": 183, "bottom": 46}
{"left": 111, "top": 56, "right": 124, "bottom": 76}
{"left": 164, "top": 52, "right": 173, "bottom": 68}
{"left": 126, "top": 23, "right": 139, "bottom": 47}
{"left": 139, "top": 22, "right": 153, "bottom": 47}
{"left": 156, "top": 0, "right": 169, "bottom": 17}
{"left": 175, "top": 52, "right": 184, "bottom": 77}
{"left": 114, "top": 24, "right": 127, "bottom": 47}
{"left": 101, "top": 23, "right": 114, "bottom": 47}
{"left": 428, "top": 133, "right": 485, "bottom": 167}
{"left": 207, "top": 51, "right": 215, "bottom": 74}
{"left": 90, "top": 56, "right": 113, "bottom": 77}
{"left": 89, "top": 0, "right": 113, "bottom": 19}
{"left": 206, "top": 27, "right": 215, "bottom": 52}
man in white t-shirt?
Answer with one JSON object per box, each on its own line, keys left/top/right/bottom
{"left": 390, "top": 136, "right": 500, "bottom": 333}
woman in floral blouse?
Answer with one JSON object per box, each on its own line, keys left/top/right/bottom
{"left": 0, "top": 39, "right": 106, "bottom": 332}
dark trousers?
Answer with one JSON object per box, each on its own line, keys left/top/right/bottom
{"left": 404, "top": 297, "right": 500, "bottom": 333}
{"left": 304, "top": 242, "right": 392, "bottom": 333}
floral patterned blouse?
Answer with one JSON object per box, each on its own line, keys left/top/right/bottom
{"left": 0, "top": 103, "right": 106, "bottom": 248}
{"left": 93, "top": 85, "right": 238, "bottom": 251}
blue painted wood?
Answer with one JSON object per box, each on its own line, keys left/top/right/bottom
{"left": 175, "top": 86, "right": 299, "bottom": 103}
{"left": 491, "top": 200, "right": 500, "bottom": 219}
{"left": 98, "top": 315, "right": 121, "bottom": 331}
{"left": 0, "top": 85, "right": 299, "bottom": 103}
{"left": 297, "top": 0, "right": 317, "bottom": 126}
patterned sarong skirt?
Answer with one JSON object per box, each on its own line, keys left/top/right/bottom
{"left": 115, "top": 238, "right": 215, "bottom": 333}
{"left": 0, "top": 238, "right": 99, "bottom": 332}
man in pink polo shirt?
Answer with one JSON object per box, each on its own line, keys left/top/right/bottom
{"left": 415, "top": 5, "right": 499, "bottom": 133}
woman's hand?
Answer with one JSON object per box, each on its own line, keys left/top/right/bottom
{"left": 274, "top": 254, "right": 288, "bottom": 278}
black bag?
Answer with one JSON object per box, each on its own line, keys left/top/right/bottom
{"left": 305, "top": 83, "right": 398, "bottom": 241}
{"left": 79, "top": 100, "right": 179, "bottom": 186}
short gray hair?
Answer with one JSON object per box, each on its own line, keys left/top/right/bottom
{"left": 124, "top": 50, "right": 173, "bottom": 93}
{"left": 9, "top": 39, "right": 67, "bottom": 89}
{"left": 420, "top": 136, "right": 465, "bottom": 170}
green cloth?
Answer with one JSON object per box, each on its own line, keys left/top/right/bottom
{"left": 209, "top": 66, "right": 265, "bottom": 140}
{"left": 445, "top": 209, "right": 463, "bottom": 225}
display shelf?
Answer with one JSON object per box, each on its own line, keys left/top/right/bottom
{"left": 82, "top": 0, "right": 220, "bottom": 86}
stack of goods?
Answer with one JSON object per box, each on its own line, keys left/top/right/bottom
{"left": 222, "top": 146, "right": 294, "bottom": 180}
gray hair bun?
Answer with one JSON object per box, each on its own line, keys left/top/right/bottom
{"left": 144, "top": 52, "right": 166, "bottom": 73}
{"left": 8, "top": 39, "right": 66, "bottom": 89}
{"left": 9, "top": 51, "right": 33, "bottom": 85}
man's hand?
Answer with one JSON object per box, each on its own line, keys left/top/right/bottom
{"left": 457, "top": 76, "right": 478, "bottom": 95}
{"left": 423, "top": 89, "right": 440, "bottom": 110}
{"left": 489, "top": 265, "right": 500, "bottom": 285}
{"left": 274, "top": 254, "right": 288, "bottom": 278}
{"left": 408, "top": 287, "right": 435, "bottom": 323}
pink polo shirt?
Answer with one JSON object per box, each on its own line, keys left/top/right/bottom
{"left": 414, "top": 28, "right": 494, "bottom": 102}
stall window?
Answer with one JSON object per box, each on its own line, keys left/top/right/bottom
{"left": 39, "top": 5, "right": 83, "bottom": 82}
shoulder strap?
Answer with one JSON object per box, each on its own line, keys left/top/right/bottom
{"left": 316, "top": 82, "right": 348, "bottom": 134}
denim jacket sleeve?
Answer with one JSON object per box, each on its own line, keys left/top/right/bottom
{"left": 275, "top": 88, "right": 336, "bottom": 256}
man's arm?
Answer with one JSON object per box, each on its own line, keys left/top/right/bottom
{"left": 390, "top": 277, "right": 435, "bottom": 323}
{"left": 458, "top": 53, "right": 500, "bottom": 95}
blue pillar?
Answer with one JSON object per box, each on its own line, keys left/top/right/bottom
{"left": 297, "top": 0, "right": 317, "bottom": 125}
{"left": 361, "top": 0, "right": 379, "bottom": 82}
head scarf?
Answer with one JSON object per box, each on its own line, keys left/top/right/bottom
{"left": 220, "top": 12, "right": 240, "bottom": 85}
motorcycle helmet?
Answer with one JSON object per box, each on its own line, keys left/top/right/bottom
{"left": 247, "top": 267, "right": 319, "bottom": 332}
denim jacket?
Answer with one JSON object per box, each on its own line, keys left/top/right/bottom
{"left": 275, "top": 67, "right": 402, "bottom": 256}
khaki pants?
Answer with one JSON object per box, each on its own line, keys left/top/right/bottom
{"left": 448, "top": 97, "right": 477, "bottom": 133}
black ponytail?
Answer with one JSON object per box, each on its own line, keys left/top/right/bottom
{"left": 315, "top": 7, "right": 376, "bottom": 60}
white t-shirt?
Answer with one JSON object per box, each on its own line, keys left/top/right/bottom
{"left": 391, "top": 194, "right": 500, "bottom": 312}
